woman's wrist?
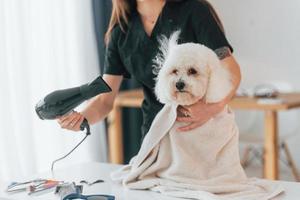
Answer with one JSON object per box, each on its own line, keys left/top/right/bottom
{"left": 81, "top": 105, "right": 103, "bottom": 125}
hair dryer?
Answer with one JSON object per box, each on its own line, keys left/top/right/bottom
{"left": 35, "top": 76, "right": 111, "bottom": 133}
{"left": 35, "top": 76, "right": 111, "bottom": 171}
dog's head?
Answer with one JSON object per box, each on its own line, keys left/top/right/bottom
{"left": 154, "top": 31, "right": 232, "bottom": 106}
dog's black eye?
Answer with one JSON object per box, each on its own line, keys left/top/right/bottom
{"left": 188, "top": 68, "right": 197, "bottom": 75}
{"left": 171, "top": 69, "right": 178, "bottom": 75}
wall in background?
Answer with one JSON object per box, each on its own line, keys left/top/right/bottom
{"left": 210, "top": 0, "right": 300, "bottom": 166}
{"left": 0, "top": 0, "right": 107, "bottom": 181}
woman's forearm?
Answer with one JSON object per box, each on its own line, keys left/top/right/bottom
{"left": 219, "top": 55, "right": 241, "bottom": 106}
{"left": 81, "top": 74, "right": 124, "bottom": 125}
{"left": 81, "top": 95, "right": 113, "bottom": 125}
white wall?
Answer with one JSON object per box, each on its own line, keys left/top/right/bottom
{"left": 0, "top": 0, "right": 107, "bottom": 180}
{"left": 210, "top": 0, "right": 300, "bottom": 165}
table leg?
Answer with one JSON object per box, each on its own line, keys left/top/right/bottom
{"left": 264, "top": 111, "right": 279, "bottom": 180}
{"left": 108, "top": 106, "right": 124, "bottom": 164}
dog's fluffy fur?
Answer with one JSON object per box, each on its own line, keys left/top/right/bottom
{"left": 154, "top": 31, "right": 232, "bottom": 105}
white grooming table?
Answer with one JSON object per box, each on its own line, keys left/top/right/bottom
{"left": 0, "top": 162, "right": 299, "bottom": 200}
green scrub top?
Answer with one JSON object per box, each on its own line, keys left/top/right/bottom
{"left": 104, "top": 0, "right": 233, "bottom": 137}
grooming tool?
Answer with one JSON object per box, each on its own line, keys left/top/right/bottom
{"left": 35, "top": 76, "right": 111, "bottom": 121}
{"left": 55, "top": 182, "right": 114, "bottom": 200}
{"left": 35, "top": 76, "right": 111, "bottom": 171}
{"left": 79, "top": 179, "right": 104, "bottom": 186}
{"left": 6, "top": 179, "right": 46, "bottom": 193}
{"left": 6, "top": 179, "right": 61, "bottom": 195}
{"left": 63, "top": 193, "right": 115, "bottom": 200}
{"left": 55, "top": 182, "right": 83, "bottom": 200}
{"left": 28, "top": 180, "right": 61, "bottom": 195}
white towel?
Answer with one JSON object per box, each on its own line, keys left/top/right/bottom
{"left": 111, "top": 104, "right": 284, "bottom": 200}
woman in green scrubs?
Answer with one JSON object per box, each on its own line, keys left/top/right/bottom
{"left": 58, "top": 0, "right": 241, "bottom": 139}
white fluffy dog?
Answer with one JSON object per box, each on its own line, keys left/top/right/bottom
{"left": 111, "top": 31, "right": 283, "bottom": 200}
{"left": 154, "top": 31, "right": 232, "bottom": 106}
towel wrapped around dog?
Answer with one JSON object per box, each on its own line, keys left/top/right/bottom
{"left": 111, "top": 104, "right": 284, "bottom": 200}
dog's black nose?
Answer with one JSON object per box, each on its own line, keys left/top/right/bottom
{"left": 176, "top": 81, "right": 185, "bottom": 91}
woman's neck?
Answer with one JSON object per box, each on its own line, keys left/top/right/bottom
{"left": 136, "top": 0, "right": 166, "bottom": 18}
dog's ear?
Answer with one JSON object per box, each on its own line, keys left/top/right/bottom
{"left": 154, "top": 70, "right": 169, "bottom": 104}
{"left": 168, "top": 30, "right": 180, "bottom": 48}
{"left": 153, "top": 31, "right": 180, "bottom": 75}
{"left": 204, "top": 50, "right": 233, "bottom": 103}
